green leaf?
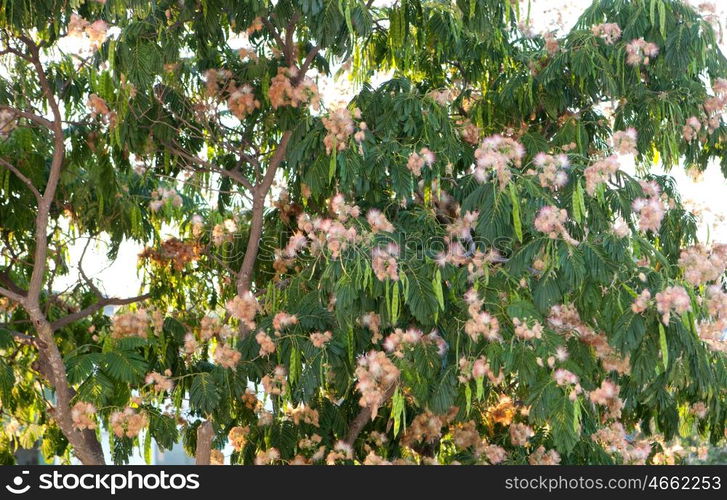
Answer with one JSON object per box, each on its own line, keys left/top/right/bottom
{"left": 509, "top": 182, "right": 523, "bottom": 242}
{"left": 432, "top": 269, "right": 444, "bottom": 310}
{"left": 659, "top": 323, "right": 669, "bottom": 371}
{"left": 190, "top": 373, "right": 220, "bottom": 414}
{"left": 328, "top": 148, "right": 337, "bottom": 182}
{"left": 103, "top": 351, "right": 147, "bottom": 384}
{"left": 392, "top": 388, "right": 405, "bottom": 437}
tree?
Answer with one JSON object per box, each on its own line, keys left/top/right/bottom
{"left": 0, "top": 0, "right": 725, "bottom": 465}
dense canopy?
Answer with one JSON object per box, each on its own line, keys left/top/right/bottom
{"left": 0, "top": 0, "right": 726, "bottom": 465}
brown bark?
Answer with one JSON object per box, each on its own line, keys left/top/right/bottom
{"left": 29, "top": 310, "right": 106, "bottom": 464}
{"left": 344, "top": 384, "right": 397, "bottom": 446}
{"left": 194, "top": 420, "right": 215, "bottom": 465}
{"left": 235, "top": 130, "right": 293, "bottom": 296}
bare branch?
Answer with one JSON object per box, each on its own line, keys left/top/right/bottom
{"left": 165, "top": 141, "right": 256, "bottom": 191}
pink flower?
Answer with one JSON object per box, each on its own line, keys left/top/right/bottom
{"left": 367, "top": 209, "right": 395, "bottom": 233}
{"left": 534, "top": 206, "right": 579, "bottom": 245}
{"left": 655, "top": 285, "right": 691, "bottom": 324}
{"left": 612, "top": 128, "right": 638, "bottom": 155}
{"left": 591, "top": 23, "right": 622, "bottom": 44}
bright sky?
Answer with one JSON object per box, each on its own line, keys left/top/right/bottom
{"left": 56, "top": 0, "right": 727, "bottom": 300}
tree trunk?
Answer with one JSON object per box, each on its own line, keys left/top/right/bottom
{"left": 194, "top": 420, "right": 214, "bottom": 465}
{"left": 29, "top": 310, "right": 105, "bottom": 465}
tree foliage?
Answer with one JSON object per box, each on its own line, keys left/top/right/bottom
{"left": 0, "top": 0, "right": 726, "bottom": 465}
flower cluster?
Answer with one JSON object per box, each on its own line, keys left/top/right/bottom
{"left": 227, "top": 85, "right": 260, "bottom": 120}
{"left": 549, "top": 304, "right": 631, "bottom": 374}
{"left": 703, "top": 78, "right": 727, "bottom": 133}
{"left": 534, "top": 205, "right": 579, "bottom": 245}
{"left": 584, "top": 155, "right": 619, "bottom": 195}
{"left": 149, "top": 187, "right": 183, "bottom": 212}
{"left": 145, "top": 370, "right": 173, "bottom": 392}
{"left": 678, "top": 243, "right": 727, "bottom": 285}
{"left": 287, "top": 404, "right": 320, "bottom": 427}
{"left": 272, "top": 312, "right": 298, "bottom": 332}
{"left": 268, "top": 66, "right": 320, "bottom": 110}
{"left": 228, "top": 425, "right": 250, "bottom": 452}
{"left": 682, "top": 116, "right": 702, "bottom": 142}
{"left": 589, "top": 379, "right": 624, "bottom": 419}
{"left": 322, "top": 107, "right": 357, "bottom": 154}
{"left": 211, "top": 218, "right": 238, "bottom": 246}
{"left": 473, "top": 135, "right": 525, "bottom": 188}
{"left": 401, "top": 410, "right": 449, "bottom": 448}
{"left": 406, "top": 148, "right": 436, "bottom": 177}
{"left": 543, "top": 32, "right": 559, "bottom": 55}
{"left": 531, "top": 152, "right": 569, "bottom": 190}
{"left": 698, "top": 286, "right": 727, "bottom": 352}
{"left": 199, "top": 315, "right": 232, "bottom": 341}
{"left": 225, "top": 292, "right": 259, "bottom": 330}
{"left": 87, "top": 93, "right": 115, "bottom": 125}
{"left": 359, "top": 312, "right": 383, "bottom": 343}
{"left": 366, "top": 209, "right": 395, "bottom": 233}
{"left": 553, "top": 368, "right": 583, "bottom": 400}
{"left": 330, "top": 193, "right": 361, "bottom": 222}
{"left": 183, "top": 333, "right": 198, "bottom": 355}
{"left": 612, "top": 128, "right": 638, "bottom": 155}
{"left": 463, "top": 289, "right": 501, "bottom": 342}
{"left": 0, "top": 109, "right": 17, "bottom": 136}
{"left": 611, "top": 216, "right": 630, "bottom": 238}
{"left": 214, "top": 343, "right": 241, "bottom": 369}
{"left": 255, "top": 330, "right": 276, "bottom": 356}
{"left": 512, "top": 317, "right": 544, "bottom": 340}
{"left": 459, "top": 356, "right": 504, "bottom": 385}
{"left": 111, "top": 309, "right": 149, "bottom": 339}
{"left": 625, "top": 38, "right": 659, "bottom": 66}
{"left": 383, "top": 328, "right": 447, "bottom": 358}
{"left": 459, "top": 119, "right": 481, "bottom": 145}
{"left": 139, "top": 238, "right": 201, "bottom": 272}
{"left": 591, "top": 23, "right": 622, "bottom": 44}
{"left": 71, "top": 402, "right": 97, "bottom": 431}
{"left": 591, "top": 422, "right": 652, "bottom": 464}
{"left": 110, "top": 407, "right": 148, "bottom": 438}
{"left": 631, "top": 289, "right": 652, "bottom": 314}
{"left": 254, "top": 448, "right": 281, "bottom": 465}
{"left": 310, "top": 330, "right": 333, "bottom": 348}
{"left": 528, "top": 446, "right": 561, "bottom": 465}
{"left": 354, "top": 350, "right": 400, "bottom": 418}
{"left": 655, "top": 285, "right": 691, "bottom": 324}
{"left": 483, "top": 444, "right": 508, "bottom": 464}
{"left": 371, "top": 243, "right": 400, "bottom": 281}
{"left": 68, "top": 14, "right": 109, "bottom": 49}
{"left": 509, "top": 422, "right": 534, "bottom": 446}
{"left": 261, "top": 365, "right": 288, "bottom": 396}
{"left": 631, "top": 180, "right": 665, "bottom": 233}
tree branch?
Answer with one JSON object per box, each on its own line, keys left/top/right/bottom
{"left": 236, "top": 131, "right": 293, "bottom": 297}
{"left": 50, "top": 293, "right": 151, "bottom": 331}
{"left": 0, "top": 105, "right": 53, "bottom": 129}
{"left": 0, "top": 156, "right": 42, "bottom": 202}
{"left": 165, "top": 141, "right": 255, "bottom": 191}
{"left": 344, "top": 384, "right": 397, "bottom": 446}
